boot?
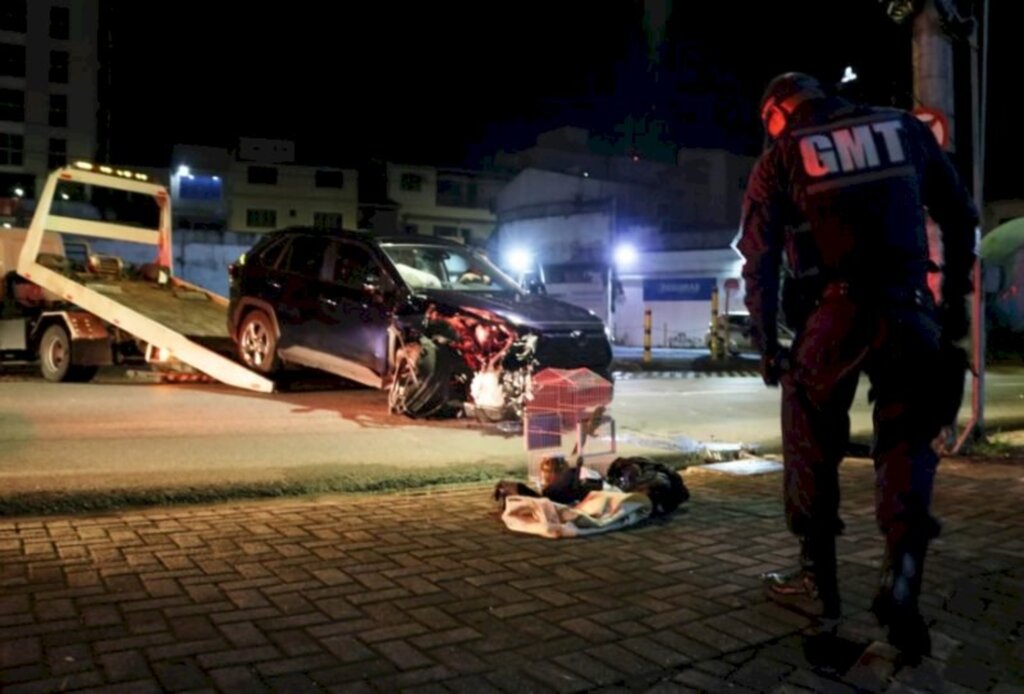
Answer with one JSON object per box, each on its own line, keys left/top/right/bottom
{"left": 761, "top": 536, "right": 841, "bottom": 620}
{"left": 872, "top": 536, "right": 931, "bottom": 662}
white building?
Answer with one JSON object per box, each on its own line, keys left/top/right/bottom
{"left": 385, "top": 163, "right": 506, "bottom": 245}
{"left": 0, "top": 0, "right": 98, "bottom": 202}
{"left": 170, "top": 138, "right": 358, "bottom": 234}
{"left": 492, "top": 127, "right": 755, "bottom": 346}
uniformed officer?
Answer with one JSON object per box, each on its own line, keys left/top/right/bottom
{"left": 737, "top": 71, "right": 978, "bottom": 660}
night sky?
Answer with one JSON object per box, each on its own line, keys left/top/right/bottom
{"left": 107, "top": 1, "right": 1020, "bottom": 199}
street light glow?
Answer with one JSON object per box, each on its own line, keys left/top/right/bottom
{"left": 506, "top": 248, "right": 533, "bottom": 273}
{"left": 614, "top": 243, "right": 638, "bottom": 268}
{"left": 841, "top": 66, "right": 858, "bottom": 83}
{"left": 177, "top": 165, "right": 191, "bottom": 177}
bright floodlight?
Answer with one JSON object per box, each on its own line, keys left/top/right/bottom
{"left": 507, "top": 248, "right": 533, "bottom": 273}
{"left": 176, "top": 165, "right": 191, "bottom": 177}
{"left": 841, "top": 66, "right": 858, "bottom": 84}
{"left": 614, "top": 243, "right": 638, "bottom": 268}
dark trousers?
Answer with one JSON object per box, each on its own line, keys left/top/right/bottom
{"left": 780, "top": 292, "right": 944, "bottom": 544}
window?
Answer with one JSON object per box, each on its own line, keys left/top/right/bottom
{"left": 315, "top": 170, "right": 344, "bottom": 188}
{"left": 436, "top": 179, "right": 462, "bottom": 207}
{"left": 246, "top": 208, "right": 277, "bottom": 229}
{"left": 48, "top": 138, "right": 66, "bottom": 169}
{"left": 282, "top": 235, "right": 327, "bottom": 278}
{"left": 0, "top": 44, "right": 25, "bottom": 77}
{"left": 0, "top": 2, "right": 26, "bottom": 33}
{"left": 543, "top": 262, "right": 604, "bottom": 284}
{"left": 49, "top": 51, "right": 68, "bottom": 83}
{"left": 329, "top": 242, "right": 375, "bottom": 289}
{"left": 400, "top": 173, "right": 422, "bottom": 192}
{"left": 0, "top": 89, "right": 23, "bottom": 122}
{"left": 48, "top": 94, "right": 67, "bottom": 127}
{"left": 0, "top": 133, "right": 23, "bottom": 166}
{"left": 247, "top": 166, "right": 277, "bottom": 185}
{"left": 49, "top": 6, "right": 69, "bottom": 40}
{"left": 433, "top": 225, "right": 458, "bottom": 238}
{"left": 251, "top": 235, "right": 289, "bottom": 268}
{"left": 313, "top": 211, "right": 343, "bottom": 231}
{"left": 436, "top": 178, "right": 481, "bottom": 208}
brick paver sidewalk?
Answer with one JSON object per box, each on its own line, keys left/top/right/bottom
{"left": 1, "top": 457, "right": 1022, "bottom": 692}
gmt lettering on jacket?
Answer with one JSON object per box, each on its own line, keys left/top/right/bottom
{"left": 794, "top": 115, "right": 915, "bottom": 193}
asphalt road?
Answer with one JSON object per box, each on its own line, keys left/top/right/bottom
{"left": 1, "top": 366, "right": 1022, "bottom": 498}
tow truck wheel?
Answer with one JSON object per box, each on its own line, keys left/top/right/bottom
{"left": 238, "top": 310, "right": 279, "bottom": 374}
{"left": 39, "top": 324, "right": 77, "bottom": 382}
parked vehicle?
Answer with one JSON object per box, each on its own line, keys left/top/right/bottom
{"left": 704, "top": 312, "right": 794, "bottom": 355}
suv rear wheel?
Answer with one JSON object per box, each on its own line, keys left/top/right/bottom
{"left": 237, "top": 310, "right": 279, "bottom": 374}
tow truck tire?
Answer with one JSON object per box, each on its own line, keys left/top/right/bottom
{"left": 237, "top": 309, "right": 280, "bottom": 374}
{"left": 39, "top": 324, "right": 96, "bottom": 383}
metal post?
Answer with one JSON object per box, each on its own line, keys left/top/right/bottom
{"left": 606, "top": 264, "right": 615, "bottom": 344}
{"left": 913, "top": 0, "right": 988, "bottom": 450}
{"left": 643, "top": 308, "right": 652, "bottom": 363}
{"left": 606, "top": 196, "right": 618, "bottom": 343}
{"left": 710, "top": 285, "right": 722, "bottom": 360}
{"left": 954, "top": 0, "right": 989, "bottom": 451}
{"left": 913, "top": 1, "right": 956, "bottom": 147}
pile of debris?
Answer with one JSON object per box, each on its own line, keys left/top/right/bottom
{"left": 493, "top": 455, "right": 689, "bottom": 539}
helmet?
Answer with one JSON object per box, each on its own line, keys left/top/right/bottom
{"left": 760, "top": 72, "right": 827, "bottom": 139}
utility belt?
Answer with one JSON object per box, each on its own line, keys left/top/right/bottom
{"left": 820, "top": 281, "right": 934, "bottom": 309}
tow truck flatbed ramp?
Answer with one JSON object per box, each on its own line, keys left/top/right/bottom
{"left": 84, "top": 277, "right": 229, "bottom": 338}
{"left": 16, "top": 166, "right": 273, "bottom": 393}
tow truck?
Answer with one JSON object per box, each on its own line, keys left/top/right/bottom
{"left": 0, "top": 163, "right": 273, "bottom": 392}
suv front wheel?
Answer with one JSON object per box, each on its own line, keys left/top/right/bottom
{"left": 237, "top": 309, "right": 280, "bottom": 374}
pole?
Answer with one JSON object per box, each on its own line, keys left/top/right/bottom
{"left": 913, "top": 1, "right": 956, "bottom": 147}
{"left": 912, "top": 0, "right": 987, "bottom": 450}
{"left": 954, "top": 0, "right": 989, "bottom": 451}
{"left": 643, "top": 308, "right": 652, "bottom": 363}
{"left": 606, "top": 197, "right": 618, "bottom": 343}
{"left": 606, "top": 264, "right": 615, "bottom": 344}
{"left": 710, "top": 285, "right": 722, "bottom": 360}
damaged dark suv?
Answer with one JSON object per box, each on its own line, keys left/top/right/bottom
{"left": 227, "top": 228, "right": 613, "bottom": 419}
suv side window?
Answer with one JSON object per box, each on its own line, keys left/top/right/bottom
{"left": 281, "top": 235, "right": 327, "bottom": 278}
{"left": 252, "top": 235, "right": 289, "bottom": 268}
{"left": 329, "top": 241, "right": 377, "bottom": 289}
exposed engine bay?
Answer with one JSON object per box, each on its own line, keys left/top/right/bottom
{"left": 388, "top": 303, "right": 537, "bottom": 421}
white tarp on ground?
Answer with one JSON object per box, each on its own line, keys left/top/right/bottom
{"left": 501, "top": 491, "right": 652, "bottom": 539}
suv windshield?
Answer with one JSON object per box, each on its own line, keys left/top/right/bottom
{"left": 379, "top": 242, "right": 521, "bottom": 293}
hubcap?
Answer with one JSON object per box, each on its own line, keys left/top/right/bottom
{"left": 241, "top": 320, "right": 269, "bottom": 367}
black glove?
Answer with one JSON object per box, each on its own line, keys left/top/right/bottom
{"left": 760, "top": 346, "right": 792, "bottom": 387}
{"left": 939, "top": 298, "right": 970, "bottom": 343}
